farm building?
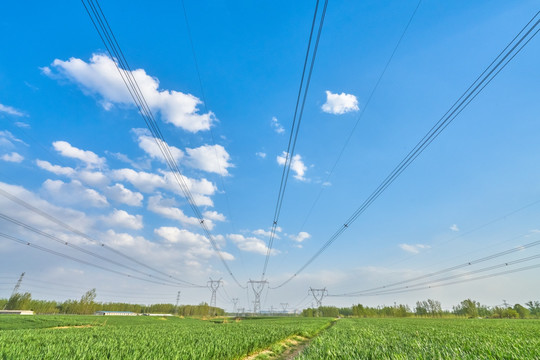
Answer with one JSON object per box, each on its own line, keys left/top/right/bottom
{"left": 94, "top": 311, "right": 137, "bottom": 316}
{"left": 142, "top": 313, "right": 173, "bottom": 317}
{"left": 0, "top": 310, "right": 34, "bottom": 315}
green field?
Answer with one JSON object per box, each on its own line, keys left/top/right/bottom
{"left": 297, "top": 318, "right": 540, "bottom": 359}
{"left": 1, "top": 316, "right": 539, "bottom": 359}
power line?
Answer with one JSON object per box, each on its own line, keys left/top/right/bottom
{"left": 0, "top": 213, "right": 200, "bottom": 287}
{"left": 0, "top": 186, "right": 203, "bottom": 288}
{"left": 298, "top": 0, "right": 422, "bottom": 233}
{"left": 271, "top": 11, "right": 540, "bottom": 289}
{"left": 262, "top": 0, "right": 329, "bottom": 279}
{"left": 0, "top": 232, "right": 177, "bottom": 287}
{"left": 81, "top": 0, "right": 245, "bottom": 288}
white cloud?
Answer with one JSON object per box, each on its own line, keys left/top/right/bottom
{"left": 111, "top": 168, "right": 216, "bottom": 207}
{"left": 36, "top": 160, "right": 75, "bottom": 176}
{"left": 1, "top": 152, "right": 24, "bottom": 163}
{"left": 253, "top": 229, "right": 274, "bottom": 238}
{"left": 15, "top": 122, "right": 30, "bottom": 128}
{"left": 0, "top": 103, "right": 26, "bottom": 117}
{"left": 42, "top": 179, "right": 108, "bottom": 208}
{"left": 398, "top": 243, "right": 430, "bottom": 254}
{"left": 450, "top": 224, "right": 459, "bottom": 232}
{"left": 203, "top": 210, "right": 226, "bottom": 222}
{"left": 155, "top": 226, "right": 233, "bottom": 261}
{"left": 132, "top": 128, "right": 183, "bottom": 163}
{"left": 49, "top": 54, "right": 215, "bottom": 133}
{"left": 289, "top": 231, "right": 311, "bottom": 243}
{"left": 0, "top": 130, "right": 26, "bottom": 148}
{"left": 101, "top": 209, "right": 143, "bottom": 230}
{"left": 185, "top": 144, "right": 233, "bottom": 176}
{"left": 52, "top": 141, "right": 105, "bottom": 168}
{"left": 256, "top": 152, "right": 267, "bottom": 159}
{"left": 77, "top": 170, "right": 109, "bottom": 187}
{"left": 277, "top": 151, "right": 308, "bottom": 181}
{"left": 271, "top": 116, "right": 285, "bottom": 134}
{"left": 104, "top": 183, "right": 143, "bottom": 207}
{"left": 321, "top": 90, "right": 359, "bottom": 115}
{"left": 228, "top": 233, "right": 278, "bottom": 256}
{"left": 148, "top": 195, "right": 212, "bottom": 229}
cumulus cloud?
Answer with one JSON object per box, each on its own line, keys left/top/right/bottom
{"left": 228, "top": 233, "right": 278, "bottom": 255}
{"left": 321, "top": 90, "right": 359, "bottom": 115}
{"left": 185, "top": 144, "right": 233, "bottom": 176}
{"left": 203, "top": 210, "right": 226, "bottom": 222}
{"left": 1, "top": 152, "right": 24, "bottom": 163}
{"left": 289, "top": 231, "right": 311, "bottom": 243}
{"left": 111, "top": 168, "right": 216, "bottom": 206}
{"left": 0, "top": 130, "right": 26, "bottom": 148}
{"left": 450, "top": 224, "right": 459, "bottom": 232}
{"left": 48, "top": 54, "right": 215, "bottom": 132}
{"left": 42, "top": 179, "right": 108, "bottom": 208}
{"left": 256, "top": 152, "right": 266, "bottom": 159}
{"left": 104, "top": 183, "right": 143, "bottom": 207}
{"left": 148, "top": 195, "right": 212, "bottom": 229}
{"left": 132, "top": 128, "right": 183, "bottom": 163}
{"left": 271, "top": 116, "right": 285, "bottom": 134}
{"left": 0, "top": 103, "right": 26, "bottom": 117}
{"left": 155, "top": 226, "right": 233, "bottom": 261}
{"left": 36, "top": 160, "right": 75, "bottom": 176}
{"left": 277, "top": 151, "right": 308, "bottom": 181}
{"left": 398, "top": 243, "right": 430, "bottom": 254}
{"left": 101, "top": 209, "right": 143, "bottom": 230}
{"left": 52, "top": 141, "right": 105, "bottom": 168}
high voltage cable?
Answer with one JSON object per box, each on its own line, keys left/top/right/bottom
{"left": 81, "top": 0, "right": 245, "bottom": 288}
{"left": 271, "top": 11, "right": 540, "bottom": 289}
{"left": 0, "top": 187, "right": 203, "bottom": 288}
{"left": 330, "top": 234, "right": 540, "bottom": 296}
{"left": 262, "top": 0, "right": 328, "bottom": 280}
{"left": 341, "top": 261, "right": 540, "bottom": 297}
{"left": 298, "top": 0, "right": 422, "bottom": 233}
{"left": 0, "top": 215, "right": 201, "bottom": 288}
{"left": 0, "top": 232, "right": 177, "bottom": 287}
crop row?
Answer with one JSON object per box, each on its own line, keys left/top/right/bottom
{"left": 296, "top": 318, "right": 540, "bottom": 359}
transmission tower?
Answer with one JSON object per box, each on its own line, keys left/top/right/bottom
{"left": 207, "top": 278, "right": 222, "bottom": 314}
{"left": 232, "top": 297, "right": 239, "bottom": 315}
{"left": 280, "top": 302, "right": 289, "bottom": 314}
{"left": 248, "top": 279, "right": 268, "bottom": 314}
{"left": 309, "top": 287, "right": 328, "bottom": 308}
{"left": 3, "top": 272, "right": 25, "bottom": 310}
{"left": 174, "top": 291, "right": 181, "bottom": 315}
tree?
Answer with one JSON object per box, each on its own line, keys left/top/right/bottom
{"left": 5, "top": 292, "right": 32, "bottom": 310}
{"left": 79, "top": 289, "right": 97, "bottom": 314}
{"left": 454, "top": 299, "right": 479, "bottom": 318}
{"left": 525, "top": 301, "right": 540, "bottom": 317}
{"left": 514, "top": 304, "right": 530, "bottom": 319}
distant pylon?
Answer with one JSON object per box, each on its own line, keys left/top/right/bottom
{"left": 232, "top": 298, "right": 239, "bottom": 314}
{"left": 309, "top": 287, "right": 328, "bottom": 308}
{"left": 248, "top": 279, "right": 268, "bottom": 314}
{"left": 207, "top": 278, "right": 222, "bottom": 315}
{"left": 174, "top": 291, "right": 181, "bottom": 315}
{"left": 3, "top": 272, "right": 25, "bottom": 310}
{"left": 280, "top": 302, "right": 289, "bottom": 314}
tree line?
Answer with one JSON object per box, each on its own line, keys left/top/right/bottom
{"left": 302, "top": 299, "right": 540, "bottom": 319}
{"left": 0, "top": 289, "right": 224, "bottom": 316}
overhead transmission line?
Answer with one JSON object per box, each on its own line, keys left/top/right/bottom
{"left": 0, "top": 187, "right": 203, "bottom": 288}
{"left": 335, "top": 260, "right": 540, "bottom": 297}
{"left": 0, "top": 214, "right": 201, "bottom": 288}
{"left": 80, "top": 0, "right": 245, "bottom": 288}
{"left": 298, "top": 0, "right": 422, "bottom": 233}
{"left": 261, "top": 0, "right": 329, "bottom": 280}
{"left": 330, "top": 233, "right": 540, "bottom": 296}
{"left": 0, "top": 232, "right": 178, "bottom": 287}
{"left": 272, "top": 11, "right": 540, "bottom": 289}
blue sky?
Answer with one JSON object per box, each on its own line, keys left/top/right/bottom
{"left": 1, "top": 0, "right": 539, "bottom": 311}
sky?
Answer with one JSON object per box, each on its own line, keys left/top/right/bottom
{"left": 1, "top": 0, "right": 539, "bottom": 312}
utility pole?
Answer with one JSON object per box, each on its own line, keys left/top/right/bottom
{"left": 309, "top": 287, "right": 327, "bottom": 316}
{"left": 174, "top": 291, "right": 181, "bottom": 315}
{"left": 3, "top": 272, "right": 25, "bottom": 310}
{"left": 247, "top": 279, "right": 268, "bottom": 314}
{"left": 207, "top": 278, "right": 222, "bottom": 316}
{"left": 232, "top": 298, "right": 239, "bottom": 315}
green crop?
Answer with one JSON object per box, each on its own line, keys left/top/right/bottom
{"left": 0, "top": 316, "right": 331, "bottom": 359}
{"left": 296, "top": 318, "right": 540, "bottom": 359}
